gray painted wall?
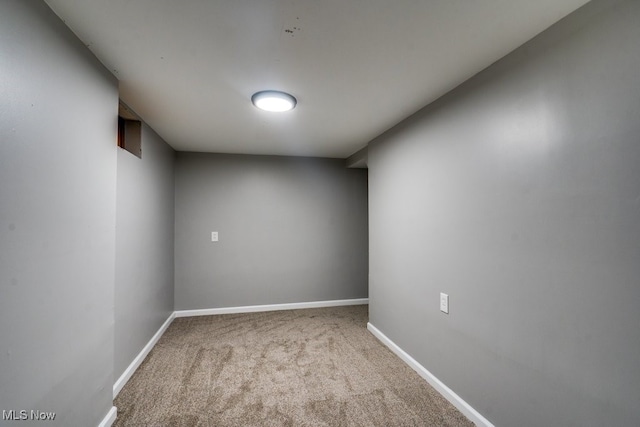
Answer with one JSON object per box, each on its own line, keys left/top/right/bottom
{"left": 114, "top": 123, "right": 175, "bottom": 381}
{"left": 175, "top": 153, "right": 368, "bottom": 310}
{"left": 0, "top": 1, "right": 118, "bottom": 425}
{"left": 368, "top": 0, "right": 640, "bottom": 426}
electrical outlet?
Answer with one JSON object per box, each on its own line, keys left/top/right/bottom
{"left": 211, "top": 231, "right": 219, "bottom": 242}
{"left": 440, "top": 293, "right": 449, "bottom": 314}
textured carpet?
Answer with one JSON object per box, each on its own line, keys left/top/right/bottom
{"left": 114, "top": 305, "right": 474, "bottom": 426}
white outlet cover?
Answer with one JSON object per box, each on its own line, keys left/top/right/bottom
{"left": 211, "top": 231, "right": 219, "bottom": 242}
{"left": 440, "top": 293, "right": 449, "bottom": 314}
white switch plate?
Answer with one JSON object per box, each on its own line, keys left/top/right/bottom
{"left": 440, "top": 293, "right": 449, "bottom": 314}
{"left": 211, "top": 231, "right": 219, "bottom": 242}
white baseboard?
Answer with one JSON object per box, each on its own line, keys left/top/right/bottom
{"left": 174, "top": 298, "right": 369, "bottom": 318}
{"left": 113, "top": 312, "right": 175, "bottom": 398}
{"left": 97, "top": 406, "right": 117, "bottom": 427}
{"left": 367, "top": 322, "right": 494, "bottom": 427}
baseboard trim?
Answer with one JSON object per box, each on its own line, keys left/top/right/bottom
{"left": 97, "top": 406, "right": 117, "bottom": 427}
{"left": 113, "top": 312, "right": 175, "bottom": 398}
{"left": 367, "top": 322, "right": 494, "bottom": 427}
{"left": 174, "top": 298, "right": 369, "bottom": 318}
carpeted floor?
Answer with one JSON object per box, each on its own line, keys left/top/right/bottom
{"left": 114, "top": 305, "right": 474, "bottom": 426}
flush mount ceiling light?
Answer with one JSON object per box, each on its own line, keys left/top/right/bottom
{"left": 251, "top": 90, "right": 297, "bottom": 112}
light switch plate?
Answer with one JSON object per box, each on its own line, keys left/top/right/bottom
{"left": 440, "top": 293, "right": 449, "bottom": 314}
{"left": 211, "top": 231, "right": 219, "bottom": 242}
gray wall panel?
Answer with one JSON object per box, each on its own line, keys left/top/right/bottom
{"left": 368, "top": 0, "right": 640, "bottom": 425}
{"left": 114, "top": 123, "right": 175, "bottom": 381}
{"left": 175, "top": 153, "right": 368, "bottom": 310}
{"left": 0, "top": 1, "right": 118, "bottom": 425}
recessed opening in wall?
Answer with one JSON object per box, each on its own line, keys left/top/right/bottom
{"left": 118, "top": 101, "right": 142, "bottom": 158}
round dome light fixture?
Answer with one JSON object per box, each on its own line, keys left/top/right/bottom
{"left": 251, "top": 90, "right": 297, "bottom": 112}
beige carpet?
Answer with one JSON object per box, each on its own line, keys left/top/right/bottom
{"left": 114, "top": 305, "right": 474, "bottom": 426}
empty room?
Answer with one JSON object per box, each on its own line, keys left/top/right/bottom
{"left": 1, "top": 0, "right": 639, "bottom": 426}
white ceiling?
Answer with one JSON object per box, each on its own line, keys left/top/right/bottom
{"left": 45, "top": 0, "right": 590, "bottom": 158}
